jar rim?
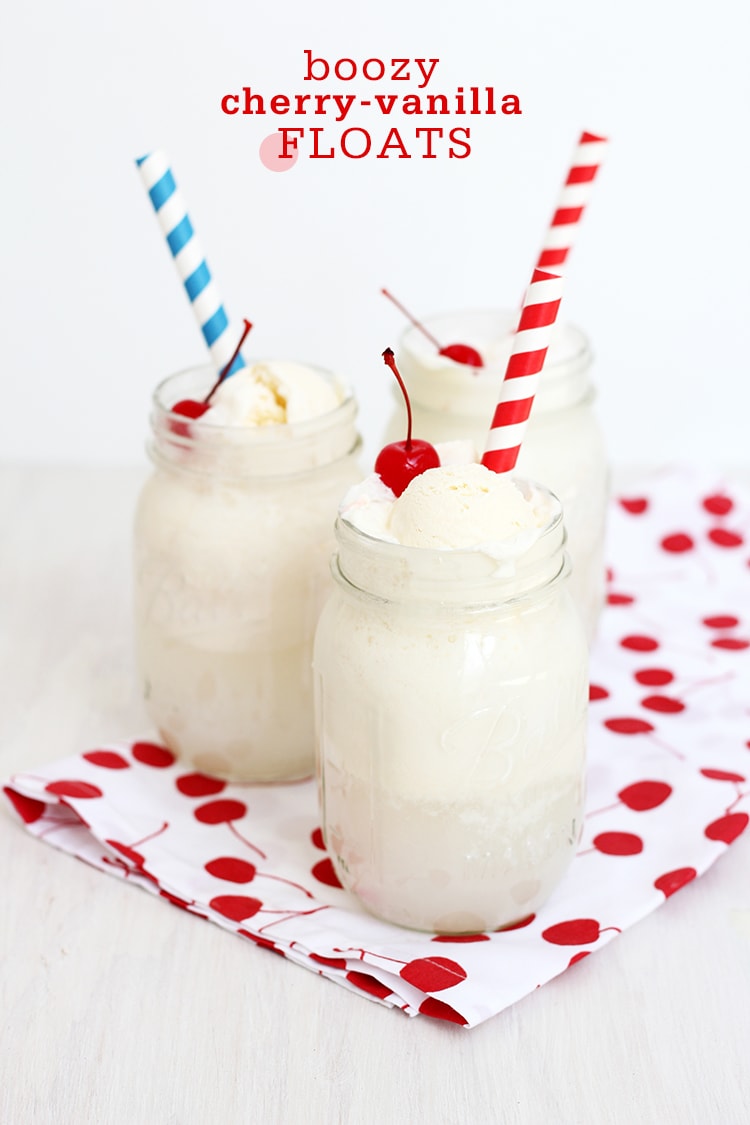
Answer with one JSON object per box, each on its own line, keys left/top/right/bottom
{"left": 148, "top": 363, "right": 360, "bottom": 479}
{"left": 398, "top": 309, "right": 591, "bottom": 376}
{"left": 397, "top": 310, "right": 593, "bottom": 417}
{"left": 334, "top": 477, "right": 569, "bottom": 606}
{"left": 152, "top": 362, "right": 356, "bottom": 440}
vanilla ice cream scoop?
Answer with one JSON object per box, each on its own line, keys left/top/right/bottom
{"left": 388, "top": 463, "right": 545, "bottom": 549}
{"left": 203, "top": 361, "right": 341, "bottom": 427}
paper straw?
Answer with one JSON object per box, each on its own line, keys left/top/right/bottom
{"left": 135, "top": 150, "right": 246, "bottom": 376}
{"left": 482, "top": 269, "right": 564, "bottom": 474}
{"left": 535, "top": 131, "right": 608, "bottom": 272}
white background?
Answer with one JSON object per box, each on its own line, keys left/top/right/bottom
{"left": 1, "top": 0, "right": 748, "bottom": 469}
{"left": 2, "top": 10, "right": 750, "bottom": 1118}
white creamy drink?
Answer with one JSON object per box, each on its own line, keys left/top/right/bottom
{"left": 135, "top": 360, "right": 360, "bottom": 782}
{"left": 387, "top": 310, "right": 609, "bottom": 639}
{"left": 314, "top": 459, "right": 588, "bottom": 934}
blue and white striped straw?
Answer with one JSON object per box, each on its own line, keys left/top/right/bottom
{"left": 135, "top": 150, "right": 246, "bottom": 376}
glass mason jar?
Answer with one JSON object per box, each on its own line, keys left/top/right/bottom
{"left": 313, "top": 482, "right": 588, "bottom": 934}
{"left": 134, "top": 365, "right": 361, "bottom": 783}
{"left": 386, "top": 310, "right": 609, "bottom": 640}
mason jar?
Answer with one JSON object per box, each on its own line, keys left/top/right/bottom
{"left": 134, "top": 365, "right": 361, "bottom": 782}
{"left": 313, "top": 481, "right": 588, "bottom": 934}
{"left": 386, "top": 310, "right": 609, "bottom": 639}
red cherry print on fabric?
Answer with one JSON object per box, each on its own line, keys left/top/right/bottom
{"left": 704, "top": 813, "right": 749, "bottom": 844}
{"left": 641, "top": 695, "right": 686, "bottom": 714}
{"left": 708, "top": 528, "right": 743, "bottom": 549}
{"left": 309, "top": 953, "right": 348, "bottom": 969}
{"left": 605, "top": 718, "right": 655, "bottom": 735}
{"left": 238, "top": 931, "right": 285, "bottom": 957}
{"left": 592, "top": 832, "right": 644, "bottom": 856}
{"left": 703, "top": 493, "right": 733, "bottom": 516}
{"left": 209, "top": 895, "right": 263, "bottom": 922}
{"left": 83, "top": 750, "right": 130, "bottom": 770}
{"left": 193, "top": 800, "right": 266, "bottom": 859}
{"left": 45, "top": 780, "right": 103, "bottom": 799}
{"left": 205, "top": 857, "right": 256, "bottom": 883}
{"left": 107, "top": 841, "right": 146, "bottom": 867}
{"left": 634, "top": 669, "right": 674, "bottom": 687}
{"left": 700, "top": 768, "right": 746, "bottom": 783}
{"left": 346, "top": 971, "right": 393, "bottom": 1000}
{"left": 132, "top": 742, "right": 175, "bottom": 768}
{"left": 703, "top": 615, "right": 740, "bottom": 629}
{"left": 3, "top": 787, "right": 46, "bottom": 824}
{"left": 660, "top": 533, "right": 694, "bottom": 553}
{"left": 432, "top": 933, "right": 491, "bottom": 943}
{"left": 311, "top": 858, "right": 343, "bottom": 888}
{"left": 542, "top": 919, "right": 604, "bottom": 946}
{"left": 621, "top": 635, "right": 659, "bottom": 652}
{"left": 194, "top": 799, "right": 247, "bottom": 824}
{"left": 568, "top": 951, "right": 590, "bottom": 967}
{"left": 418, "top": 997, "right": 469, "bottom": 1026}
{"left": 589, "top": 684, "right": 609, "bottom": 701}
{"left": 618, "top": 780, "right": 672, "bottom": 811}
{"left": 104, "top": 823, "right": 168, "bottom": 872}
{"left": 176, "top": 773, "right": 226, "bottom": 797}
{"left": 496, "top": 913, "right": 536, "bottom": 932}
{"left": 205, "top": 855, "right": 314, "bottom": 899}
{"left": 311, "top": 827, "right": 326, "bottom": 850}
{"left": 619, "top": 498, "right": 648, "bottom": 514}
{"left": 399, "top": 957, "right": 467, "bottom": 992}
{"left": 655, "top": 868, "right": 697, "bottom": 897}
{"left": 159, "top": 889, "right": 201, "bottom": 913}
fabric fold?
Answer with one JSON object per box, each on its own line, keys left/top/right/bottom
{"left": 4, "top": 469, "right": 749, "bottom": 1028}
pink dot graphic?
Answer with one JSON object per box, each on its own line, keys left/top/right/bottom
{"left": 259, "top": 131, "right": 299, "bottom": 172}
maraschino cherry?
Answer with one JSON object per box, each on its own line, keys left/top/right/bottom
{"left": 375, "top": 348, "right": 440, "bottom": 497}
{"left": 171, "top": 319, "right": 254, "bottom": 421}
{"left": 381, "top": 288, "right": 484, "bottom": 368}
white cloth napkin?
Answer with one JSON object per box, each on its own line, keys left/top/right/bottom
{"left": 4, "top": 468, "right": 749, "bottom": 1027}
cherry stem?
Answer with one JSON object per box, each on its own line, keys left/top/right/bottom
{"left": 726, "top": 791, "right": 749, "bottom": 814}
{"left": 649, "top": 734, "right": 686, "bottom": 762}
{"left": 259, "top": 872, "right": 316, "bottom": 900}
{"left": 203, "top": 319, "right": 253, "bottom": 405}
{"left": 257, "top": 905, "right": 330, "bottom": 934}
{"left": 585, "top": 801, "right": 620, "bottom": 819}
{"left": 39, "top": 817, "right": 80, "bottom": 839}
{"left": 381, "top": 288, "right": 443, "bottom": 352}
{"left": 229, "top": 820, "right": 267, "bottom": 860}
{"left": 382, "top": 347, "right": 412, "bottom": 448}
{"left": 130, "top": 821, "right": 169, "bottom": 848}
{"left": 102, "top": 856, "right": 133, "bottom": 877}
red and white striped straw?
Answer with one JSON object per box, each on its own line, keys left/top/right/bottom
{"left": 482, "top": 269, "right": 565, "bottom": 474}
{"left": 535, "top": 131, "right": 608, "bottom": 272}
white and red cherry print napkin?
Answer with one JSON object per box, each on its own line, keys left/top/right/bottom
{"left": 4, "top": 469, "right": 750, "bottom": 1029}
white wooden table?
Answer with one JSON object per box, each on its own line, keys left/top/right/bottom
{"left": 1, "top": 466, "right": 749, "bottom": 1125}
